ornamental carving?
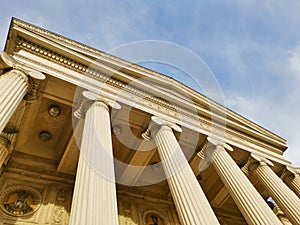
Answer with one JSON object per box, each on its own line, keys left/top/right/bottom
{"left": 143, "top": 209, "right": 169, "bottom": 225}
{"left": 145, "top": 213, "right": 164, "bottom": 225}
{"left": 0, "top": 185, "right": 42, "bottom": 217}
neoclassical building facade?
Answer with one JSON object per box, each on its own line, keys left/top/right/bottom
{"left": 0, "top": 18, "right": 299, "bottom": 225}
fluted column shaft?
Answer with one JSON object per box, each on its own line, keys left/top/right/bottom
{"left": 286, "top": 175, "right": 300, "bottom": 198}
{"left": 0, "top": 132, "right": 16, "bottom": 168}
{"left": 210, "top": 146, "right": 282, "bottom": 225}
{"left": 0, "top": 135, "right": 9, "bottom": 167}
{"left": 252, "top": 163, "right": 300, "bottom": 225}
{"left": 282, "top": 167, "right": 300, "bottom": 198}
{"left": 152, "top": 124, "right": 220, "bottom": 225}
{"left": 0, "top": 69, "right": 29, "bottom": 133}
{"left": 69, "top": 101, "right": 119, "bottom": 225}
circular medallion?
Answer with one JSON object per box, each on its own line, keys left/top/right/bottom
{"left": 0, "top": 186, "right": 42, "bottom": 217}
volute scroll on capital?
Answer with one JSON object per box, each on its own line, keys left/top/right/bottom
{"left": 197, "top": 136, "right": 233, "bottom": 172}
{"left": 73, "top": 91, "right": 121, "bottom": 119}
{"left": 197, "top": 136, "right": 233, "bottom": 159}
{"left": 207, "top": 136, "right": 234, "bottom": 151}
{"left": 241, "top": 153, "right": 274, "bottom": 175}
{"left": 141, "top": 116, "right": 182, "bottom": 140}
{"left": 281, "top": 165, "right": 300, "bottom": 180}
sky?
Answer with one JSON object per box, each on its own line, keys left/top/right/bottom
{"left": 0, "top": 0, "right": 300, "bottom": 166}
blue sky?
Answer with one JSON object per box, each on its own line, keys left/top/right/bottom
{"left": 1, "top": 0, "right": 300, "bottom": 166}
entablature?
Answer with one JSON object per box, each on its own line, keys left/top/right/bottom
{"left": 4, "top": 18, "right": 289, "bottom": 165}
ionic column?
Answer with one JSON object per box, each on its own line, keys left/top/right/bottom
{"left": 200, "top": 138, "right": 282, "bottom": 225}
{"left": 69, "top": 92, "right": 120, "bottom": 225}
{"left": 144, "top": 116, "right": 220, "bottom": 225}
{"left": 0, "top": 68, "right": 28, "bottom": 133}
{"left": 247, "top": 154, "right": 300, "bottom": 225}
{"left": 281, "top": 165, "right": 300, "bottom": 198}
{"left": 0, "top": 131, "right": 17, "bottom": 168}
{"left": 0, "top": 52, "right": 45, "bottom": 134}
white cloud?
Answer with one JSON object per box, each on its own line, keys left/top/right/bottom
{"left": 223, "top": 45, "right": 300, "bottom": 166}
{"left": 289, "top": 46, "right": 300, "bottom": 78}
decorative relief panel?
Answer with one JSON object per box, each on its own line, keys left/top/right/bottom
{"left": 142, "top": 209, "right": 170, "bottom": 225}
{"left": 117, "top": 194, "right": 180, "bottom": 225}
{"left": 145, "top": 213, "right": 164, "bottom": 225}
{"left": 0, "top": 185, "right": 42, "bottom": 217}
{"left": 123, "top": 201, "right": 133, "bottom": 225}
{"left": 51, "top": 188, "right": 71, "bottom": 224}
{"left": 0, "top": 178, "right": 72, "bottom": 225}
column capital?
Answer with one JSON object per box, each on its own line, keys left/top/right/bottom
{"left": 0, "top": 51, "right": 44, "bottom": 80}
{"left": 0, "top": 54, "right": 46, "bottom": 102}
{"left": 241, "top": 153, "right": 274, "bottom": 175}
{"left": 281, "top": 165, "right": 300, "bottom": 180}
{"left": 24, "top": 71, "right": 46, "bottom": 102}
{"left": 141, "top": 116, "right": 181, "bottom": 140}
{"left": 73, "top": 91, "right": 121, "bottom": 119}
{"left": 206, "top": 136, "right": 233, "bottom": 151}
{"left": 197, "top": 137, "right": 233, "bottom": 172}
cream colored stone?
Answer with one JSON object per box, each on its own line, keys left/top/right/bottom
{"left": 281, "top": 165, "right": 300, "bottom": 198}
{"left": 0, "top": 69, "right": 29, "bottom": 134}
{"left": 0, "top": 19, "right": 299, "bottom": 225}
{"left": 148, "top": 116, "right": 220, "bottom": 225}
{"left": 69, "top": 99, "right": 119, "bottom": 225}
{"left": 204, "top": 142, "right": 282, "bottom": 225}
{"left": 248, "top": 155, "right": 300, "bottom": 225}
